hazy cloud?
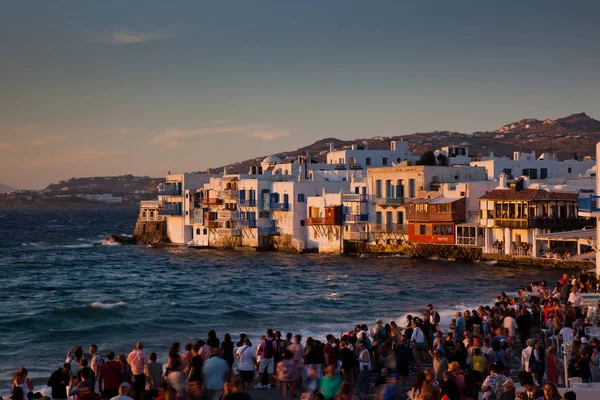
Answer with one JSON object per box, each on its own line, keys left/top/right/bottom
{"left": 88, "top": 29, "right": 175, "bottom": 45}
{"left": 21, "top": 147, "right": 126, "bottom": 168}
{"left": 151, "top": 123, "right": 291, "bottom": 147}
{"left": 27, "top": 134, "right": 67, "bottom": 147}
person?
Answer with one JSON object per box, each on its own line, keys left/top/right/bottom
{"left": 207, "top": 330, "right": 220, "bottom": 349}
{"left": 541, "top": 383, "right": 560, "bottom": 400}
{"left": 324, "top": 334, "right": 338, "bottom": 368}
{"left": 411, "top": 320, "right": 427, "bottom": 372}
{"left": 421, "top": 380, "right": 441, "bottom": 400}
{"left": 470, "top": 348, "right": 485, "bottom": 387}
{"left": 302, "top": 365, "right": 320, "bottom": 395}
{"left": 127, "top": 343, "right": 148, "bottom": 400}
{"left": 409, "top": 373, "right": 426, "bottom": 400}
{"left": 433, "top": 350, "right": 448, "bottom": 382}
{"left": 562, "top": 392, "right": 576, "bottom": 400}
{"left": 500, "top": 379, "right": 516, "bottom": 400}
{"left": 144, "top": 353, "right": 162, "bottom": 400}
{"left": 221, "top": 334, "right": 235, "bottom": 381}
{"left": 89, "top": 345, "right": 103, "bottom": 389}
{"left": 447, "top": 361, "right": 474, "bottom": 400}
{"left": 66, "top": 347, "right": 85, "bottom": 379}
{"left": 79, "top": 360, "right": 96, "bottom": 390}
{"left": 48, "top": 363, "right": 71, "bottom": 400}
{"left": 334, "top": 382, "right": 358, "bottom": 400}
{"left": 394, "top": 335, "right": 412, "bottom": 386}
{"left": 236, "top": 338, "right": 256, "bottom": 392}
{"left": 186, "top": 344, "right": 203, "bottom": 400}
{"left": 110, "top": 383, "right": 133, "bottom": 400}
{"left": 202, "top": 348, "right": 230, "bottom": 400}
{"left": 520, "top": 339, "right": 540, "bottom": 383}
{"left": 517, "top": 375, "right": 542, "bottom": 400}
{"left": 117, "top": 354, "right": 132, "bottom": 385}
{"left": 441, "top": 372, "right": 460, "bottom": 400}
{"left": 255, "top": 329, "right": 277, "bottom": 389}
{"left": 319, "top": 365, "right": 341, "bottom": 400}
{"left": 481, "top": 363, "right": 507, "bottom": 400}
{"left": 338, "top": 341, "right": 354, "bottom": 387}
{"left": 166, "top": 343, "right": 186, "bottom": 400}
{"left": 98, "top": 351, "right": 123, "bottom": 400}
{"left": 277, "top": 350, "right": 299, "bottom": 400}
{"left": 357, "top": 341, "right": 371, "bottom": 394}
{"left": 12, "top": 368, "right": 34, "bottom": 400}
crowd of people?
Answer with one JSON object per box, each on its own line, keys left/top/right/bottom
{"left": 7, "top": 270, "right": 600, "bottom": 400}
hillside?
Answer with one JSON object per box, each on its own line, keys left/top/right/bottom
{"left": 43, "top": 175, "right": 165, "bottom": 195}
{"left": 0, "top": 183, "right": 15, "bottom": 193}
{"left": 215, "top": 112, "right": 600, "bottom": 174}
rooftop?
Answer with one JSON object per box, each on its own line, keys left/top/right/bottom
{"left": 479, "top": 189, "right": 578, "bottom": 202}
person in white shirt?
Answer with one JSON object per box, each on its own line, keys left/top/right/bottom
{"left": 410, "top": 321, "right": 426, "bottom": 372}
{"left": 235, "top": 339, "right": 257, "bottom": 392}
{"left": 503, "top": 310, "right": 518, "bottom": 338}
{"left": 111, "top": 383, "right": 134, "bottom": 400}
{"left": 568, "top": 287, "right": 584, "bottom": 317}
{"left": 521, "top": 339, "right": 539, "bottom": 375}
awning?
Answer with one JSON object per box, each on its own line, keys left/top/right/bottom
{"left": 536, "top": 229, "right": 596, "bottom": 242}
{"left": 568, "top": 252, "right": 596, "bottom": 261}
{"left": 456, "top": 214, "right": 479, "bottom": 227}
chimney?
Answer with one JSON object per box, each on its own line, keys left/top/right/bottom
{"left": 322, "top": 187, "right": 327, "bottom": 197}
{"left": 498, "top": 172, "right": 507, "bottom": 188}
{"left": 329, "top": 142, "right": 334, "bottom": 152}
{"left": 223, "top": 167, "right": 227, "bottom": 175}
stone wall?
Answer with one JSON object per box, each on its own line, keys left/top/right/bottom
{"left": 132, "top": 219, "right": 170, "bottom": 245}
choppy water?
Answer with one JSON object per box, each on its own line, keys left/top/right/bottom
{"left": 0, "top": 208, "right": 573, "bottom": 392}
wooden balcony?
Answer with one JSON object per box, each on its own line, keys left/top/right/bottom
{"left": 369, "top": 223, "right": 409, "bottom": 233}
{"left": 494, "top": 217, "right": 592, "bottom": 230}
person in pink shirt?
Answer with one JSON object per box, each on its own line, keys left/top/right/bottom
{"left": 127, "top": 342, "right": 148, "bottom": 400}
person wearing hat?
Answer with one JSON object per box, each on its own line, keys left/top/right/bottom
{"left": 447, "top": 362, "right": 467, "bottom": 399}
{"left": 501, "top": 379, "right": 516, "bottom": 400}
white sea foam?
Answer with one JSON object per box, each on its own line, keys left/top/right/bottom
{"left": 101, "top": 239, "right": 122, "bottom": 246}
{"left": 90, "top": 301, "right": 127, "bottom": 309}
{"left": 60, "top": 243, "right": 94, "bottom": 249}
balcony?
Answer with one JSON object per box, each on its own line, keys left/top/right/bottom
{"left": 269, "top": 203, "right": 290, "bottom": 211}
{"left": 578, "top": 195, "right": 600, "bottom": 217}
{"left": 158, "top": 187, "right": 181, "bottom": 196}
{"left": 344, "top": 213, "right": 369, "bottom": 222}
{"left": 140, "top": 200, "right": 159, "bottom": 208}
{"left": 219, "top": 189, "right": 238, "bottom": 199}
{"left": 304, "top": 217, "right": 324, "bottom": 226}
{"left": 345, "top": 231, "right": 369, "bottom": 241}
{"left": 369, "top": 223, "right": 409, "bottom": 233}
{"left": 494, "top": 218, "right": 592, "bottom": 230}
{"left": 238, "top": 199, "right": 257, "bottom": 207}
{"left": 258, "top": 226, "right": 277, "bottom": 235}
{"left": 237, "top": 220, "right": 257, "bottom": 228}
{"left": 342, "top": 194, "right": 368, "bottom": 202}
{"left": 158, "top": 208, "right": 182, "bottom": 216}
{"left": 218, "top": 210, "right": 239, "bottom": 220}
{"left": 197, "top": 198, "right": 223, "bottom": 206}
{"left": 217, "top": 227, "right": 241, "bottom": 236}
{"left": 375, "top": 197, "right": 407, "bottom": 206}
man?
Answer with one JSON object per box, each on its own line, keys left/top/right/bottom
{"left": 98, "top": 351, "right": 122, "bottom": 400}
{"left": 66, "top": 346, "right": 85, "bottom": 379}
{"left": 323, "top": 334, "right": 338, "bottom": 368}
{"left": 455, "top": 312, "right": 466, "bottom": 342}
{"left": 255, "top": 329, "right": 277, "bottom": 389}
{"left": 79, "top": 360, "right": 96, "bottom": 389}
{"left": 319, "top": 365, "right": 341, "bottom": 400}
{"left": 48, "top": 363, "right": 71, "bottom": 400}
{"left": 90, "top": 345, "right": 103, "bottom": 378}
{"left": 144, "top": 352, "right": 163, "bottom": 400}
{"left": 502, "top": 310, "right": 518, "bottom": 338}
{"left": 568, "top": 287, "right": 584, "bottom": 317}
{"left": 516, "top": 308, "right": 532, "bottom": 347}
{"left": 410, "top": 320, "right": 427, "bottom": 372}
{"left": 501, "top": 379, "right": 516, "bottom": 400}
{"left": 203, "top": 347, "right": 230, "bottom": 400}
{"left": 448, "top": 361, "right": 474, "bottom": 400}
{"left": 236, "top": 338, "right": 256, "bottom": 392}
{"left": 432, "top": 349, "right": 448, "bottom": 381}
{"left": 110, "top": 383, "right": 134, "bottom": 400}
{"left": 480, "top": 363, "right": 507, "bottom": 400}
{"left": 338, "top": 341, "right": 354, "bottom": 387}
{"left": 127, "top": 342, "right": 148, "bottom": 400}
{"left": 520, "top": 339, "right": 540, "bottom": 382}
{"left": 428, "top": 304, "right": 441, "bottom": 331}
{"left": 394, "top": 335, "right": 412, "bottom": 386}
{"left": 187, "top": 345, "right": 204, "bottom": 400}
{"left": 518, "top": 375, "right": 543, "bottom": 400}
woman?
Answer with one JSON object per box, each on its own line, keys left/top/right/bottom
{"left": 221, "top": 333, "right": 235, "bottom": 381}
{"left": 206, "top": 330, "right": 220, "bottom": 349}
{"left": 277, "top": 350, "right": 299, "bottom": 400}
{"left": 409, "top": 373, "right": 426, "bottom": 400}
{"left": 288, "top": 334, "right": 305, "bottom": 380}
{"left": 420, "top": 380, "right": 441, "bottom": 400}
{"left": 453, "top": 342, "right": 468, "bottom": 371}
{"left": 117, "top": 354, "right": 133, "bottom": 384}
{"left": 12, "top": 367, "right": 34, "bottom": 400}
{"left": 542, "top": 383, "right": 561, "bottom": 400}
{"left": 305, "top": 337, "right": 322, "bottom": 378}
{"left": 167, "top": 342, "right": 187, "bottom": 400}
{"left": 545, "top": 348, "right": 559, "bottom": 385}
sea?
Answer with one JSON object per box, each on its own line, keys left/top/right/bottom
{"left": 0, "top": 208, "right": 575, "bottom": 393}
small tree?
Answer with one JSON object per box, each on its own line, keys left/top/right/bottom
{"left": 437, "top": 154, "right": 448, "bottom": 166}
{"left": 416, "top": 151, "right": 437, "bottom": 166}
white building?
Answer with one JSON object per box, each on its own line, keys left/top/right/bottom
{"left": 326, "top": 140, "right": 418, "bottom": 169}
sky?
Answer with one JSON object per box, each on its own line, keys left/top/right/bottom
{"left": 1, "top": 1, "right": 600, "bottom": 189}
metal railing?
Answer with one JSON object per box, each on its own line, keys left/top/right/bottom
{"left": 375, "top": 197, "right": 407, "bottom": 206}
{"left": 579, "top": 195, "right": 600, "bottom": 213}
{"left": 140, "top": 200, "right": 159, "bottom": 208}
{"left": 237, "top": 220, "right": 257, "bottom": 228}
{"left": 342, "top": 194, "right": 369, "bottom": 202}
{"left": 369, "top": 223, "right": 409, "bottom": 233}
{"left": 304, "top": 217, "right": 324, "bottom": 225}
{"left": 238, "top": 199, "right": 257, "bottom": 206}
{"left": 344, "top": 214, "right": 368, "bottom": 222}
{"left": 269, "top": 203, "right": 290, "bottom": 211}
{"left": 158, "top": 188, "right": 181, "bottom": 196}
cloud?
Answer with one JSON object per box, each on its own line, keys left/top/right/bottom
{"left": 151, "top": 123, "right": 291, "bottom": 147}
{"left": 88, "top": 29, "right": 175, "bottom": 45}
{"left": 27, "top": 134, "right": 67, "bottom": 147}
{"left": 21, "top": 147, "right": 126, "bottom": 168}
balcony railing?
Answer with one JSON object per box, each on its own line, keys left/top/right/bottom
{"left": 269, "top": 203, "right": 290, "bottom": 211}
{"left": 140, "top": 200, "right": 159, "bottom": 208}
{"left": 304, "top": 217, "right": 324, "bottom": 226}
{"left": 369, "top": 223, "right": 409, "bottom": 233}
{"left": 237, "top": 220, "right": 257, "bottom": 228}
{"left": 158, "top": 188, "right": 181, "bottom": 196}
{"left": 217, "top": 227, "right": 241, "bottom": 236}
{"left": 238, "top": 199, "right": 257, "bottom": 206}
{"left": 197, "top": 198, "right": 223, "bottom": 206}
{"left": 158, "top": 208, "right": 182, "bottom": 216}
{"left": 258, "top": 226, "right": 277, "bottom": 235}
{"left": 219, "top": 189, "right": 238, "bottom": 199}
{"left": 342, "top": 194, "right": 368, "bottom": 202}
{"left": 345, "top": 231, "right": 369, "bottom": 241}
{"left": 218, "top": 210, "right": 239, "bottom": 220}
{"left": 579, "top": 195, "right": 600, "bottom": 213}
{"left": 344, "top": 213, "right": 369, "bottom": 222}
{"left": 494, "top": 218, "right": 592, "bottom": 230}
{"left": 375, "top": 197, "right": 407, "bottom": 206}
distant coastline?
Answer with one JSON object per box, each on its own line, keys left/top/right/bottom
{"left": 0, "top": 197, "right": 140, "bottom": 209}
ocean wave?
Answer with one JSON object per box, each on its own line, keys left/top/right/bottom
{"left": 221, "top": 310, "right": 260, "bottom": 319}
{"left": 397, "top": 301, "right": 494, "bottom": 330}
{"left": 90, "top": 301, "right": 127, "bottom": 309}
{"left": 60, "top": 243, "right": 94, "bottom": 249}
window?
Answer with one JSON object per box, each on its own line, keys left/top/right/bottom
{"left": 397, "top": 211, "right": 404, "bottom": 224}
{"left": 568, "top": 167, "right": 572, "bottom": 174}
{"left": 376, "top": 212, "right": 382, "bottom": 224}
{"left": 196, "top": 228, "right": 201, "bottom": 234}
{"left": 366, "top": 157, "right": 371, "bottom": 166}
{"left": 259, "top": 211, "right": 269, "bottom": 218}
{"left": 300, "top": 220, "right": 305, "bottom": 227}
{"left": 142, "top": 212, "right": 147, "bottom": 218}
{"left": 502, "top": 168, "right": 512, "bottom": 178}
{"left": 386, "top": 180, "right": 393, "bottom": 197}
{"left": 540, "top": 168, "right": 548, "bottom": 179}
{"left": 396, "top": 180, "right": 404, "bottom": 198}
{"left": 297, "top": 193, "right": 305, "bottom": 202}
{"left": 149, "top": 211, "right": 154, "bottom": 218}
{"left": 408, "top": 179, "right": 416, "bottom": 197}
{"left": 419, "top": 224, "right": 426, "bottom": 235}
{"left": 523, "top": 168, "right": 538, "bottom": 179}
{"left": 203, "top": 228, "right": 208, "bottom": 235}
{"left": 383, "top": 157, "right": 388, "bottom": 166}
{"left": 376, "top": 180, "right": 382, "bottom": 197}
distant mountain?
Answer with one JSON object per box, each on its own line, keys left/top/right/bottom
{"left": 43, "top": 175, "right": 165, "bottom": 195}
{"left": 214, "top": 113, "right": 600, "bottom": 174}
{"left": 0, "top": 183, "right": 16, "bottom": 193}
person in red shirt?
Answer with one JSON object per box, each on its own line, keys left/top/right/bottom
{"left": 98, "top": 351, "right": 123, "bottom": 400}
{"left": 324, "top": 334, "right": 338, "bottom": 367}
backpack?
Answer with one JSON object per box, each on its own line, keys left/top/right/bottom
{"left": 456, "top": 372, "right": 476, "bottom": 399}
{"left": 492, "top": 375, "right": 508, "bottom": 400}
{"left": 433, "top": 311, "right": 441, "bottom": 324}
{"left": 262, "top": 338, "right": 275, "bottom": 359}
{"left": 528, "top": 350, "right": 540, "bottom": 372}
